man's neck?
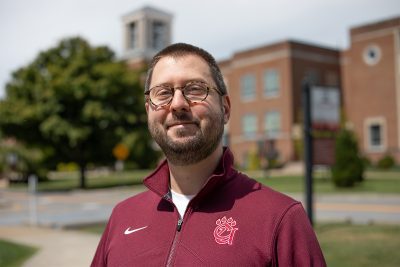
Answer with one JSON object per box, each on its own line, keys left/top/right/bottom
{"left": 168, "top": 145, "right": 223, "bottom": 195}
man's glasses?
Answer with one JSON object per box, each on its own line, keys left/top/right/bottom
{"left": 145, "top": 81, "right": 222, "bottom": 108}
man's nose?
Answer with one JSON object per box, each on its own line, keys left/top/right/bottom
{"left": 170, "top": 89, "right": 190, "bottom": 112}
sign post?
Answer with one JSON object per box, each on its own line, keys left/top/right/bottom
{"left": 113, "top": 143, "right": 130, "bottom": 171}
{"left": 302, "top": 80, "right": 314, "bottom": 225}
{"left": 311, "top": 86, "right": 340, "bottom": 131}
{"left": 28, "top": 174, "right": 38, "bottom": 226}
{"left": 303, "top": 82, "right": 341, "bottom": 226}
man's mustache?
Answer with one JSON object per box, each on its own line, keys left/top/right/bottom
{"left": 165, "top": 113, "right": 199, "bottom": 128}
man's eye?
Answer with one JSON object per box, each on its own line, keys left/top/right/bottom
{"left": 186, "top": 85, "right": 206, "bottom": 95}
{"left": 154, "top": 88, "right": 172, "bottom": 98}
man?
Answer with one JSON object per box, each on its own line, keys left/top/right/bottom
{"left": 91, "top": 43, "right": 326, "bottom": 266}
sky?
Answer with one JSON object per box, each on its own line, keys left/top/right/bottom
{"left": 1, "top": 0, "right": 399, "bottom": 98}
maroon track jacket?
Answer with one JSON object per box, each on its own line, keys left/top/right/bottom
{"left": 91, "top": 148, "right": 326, "bottom": 266}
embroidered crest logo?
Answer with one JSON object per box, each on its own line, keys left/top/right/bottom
{"left": 213, "top": 216, "right": 238, "bottom": 245}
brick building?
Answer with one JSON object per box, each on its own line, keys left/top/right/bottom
{"left": 341, "top": 17, "right": 400, "bottom": 163}
{"left": 121, "top": 6, "right": 400, "bottom": 166}
{"left": 219, "top": 41, "right": 341, "bottom": 167}
{"left": 219, "top": 17, "right": 400, "bottom": 167}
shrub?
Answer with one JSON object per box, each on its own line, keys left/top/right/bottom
{"left": 331, "top": 129, "right": 365, "bottom": 187}
{"left": 361, "top": 156, "right": 372, "bottom": 168}
{"left": 376, "top": 154, "right": 395, "bottom": 169}
{"left": 56, "top": 162, "right": 79, "bottom": 172}
{"left": 247, "top": 150, "right": 261, "bottom": 171}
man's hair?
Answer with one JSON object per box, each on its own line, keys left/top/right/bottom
{"left": 144, "top": 43, "right": 227, "bottom": 95}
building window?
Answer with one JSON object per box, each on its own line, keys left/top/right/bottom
{"left": 222, "top": 124, "right": 229, "bottom": 146}
{"left": 242, "top": 114, "right": 257, "bottom": 138}
{"left": 370, "top": 124, "right": 381, "bottom": 147}
{"left": 305, "top": 69, "right": 320, "bottom": 85}
{"left": 263, "top": 69, "right": 280, "bottom": 97}
{"left": 129, "top": 22, "right": 137, "bottom": 49}
{"left": 265, "top": 111, "right": 281, "bottom": 139}
{"left": 363, "top": 44, "right": 381, "bottom": 66}
{"left": 365, "top": 117, "right": 386, "bottom": 152}
{"left": 240, "top": 74, "right": 256, "bottom": 101}
{"left": 152, "top": 21, "right": 166, "bottom": 50}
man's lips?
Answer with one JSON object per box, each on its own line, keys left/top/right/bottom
{"left": 166, "top": 121, "right": 198, "bottom": 129}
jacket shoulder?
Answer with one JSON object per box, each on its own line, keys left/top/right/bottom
{"left": 230, "top": 171, "right": 299, "bottom": 207}
{"left": 112, "top": 190, "right": 157, "bottom": 213}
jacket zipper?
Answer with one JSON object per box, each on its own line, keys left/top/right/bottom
{"left": 166, "top": 218, "right": 183, "bottom": 267}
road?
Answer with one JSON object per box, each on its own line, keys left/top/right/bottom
{"left": 0, "top": 187, "right": 399, "bottom": 228}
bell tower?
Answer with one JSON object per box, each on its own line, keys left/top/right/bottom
{"left": 122, "top": 6, "right": 173, "bottom": 68}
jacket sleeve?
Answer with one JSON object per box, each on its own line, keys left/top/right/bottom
{"left": 91, "top": 221, "right": 111, "bottom": 267}
{"left": 272, "top": 203, "right": 326, "bottom": 267}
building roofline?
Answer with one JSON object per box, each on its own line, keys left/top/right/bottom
{"left": 121, "top": 5, "right": 173, "bottom": 20}
{"left": 232, "top": 39, "right": 339, "bottom": 59}
{"left": 350, "top": 16, "right": 400, "bottom": 36}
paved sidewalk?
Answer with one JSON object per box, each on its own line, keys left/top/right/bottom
{"left": 0, "top": 226, "right": 100, "bottom": 267}
{"left": 0, "top": 186, "right": 144, "bottom": 227}
{"left": 0, "top": 187, "right": 140, "bottom": 267}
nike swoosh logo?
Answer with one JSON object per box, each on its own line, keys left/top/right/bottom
{"left": 124, "top": 226, "right": 148, "bottom": 235}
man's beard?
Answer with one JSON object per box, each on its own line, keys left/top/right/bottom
{"left": 148, "top": 109, "right": 225, "bottom": 166}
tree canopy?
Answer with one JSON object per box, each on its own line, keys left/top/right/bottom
{"left": 0, "top": 37, "right": 157, "bottom": 188}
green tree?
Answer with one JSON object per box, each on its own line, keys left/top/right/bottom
{"left": 0, "top": 37, "right": 157, "bottom": 188}
{"left": 331, "top": 129, "right": 365, "bottom": 187}
{"left": 0, "top": 140, "right": 47, "bottom": 182}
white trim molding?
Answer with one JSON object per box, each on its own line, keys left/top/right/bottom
{"left": 394, "top": 29, "right": 400, "bottom": 150}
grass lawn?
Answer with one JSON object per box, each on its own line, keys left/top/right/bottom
{"left": 256, "top": 175, "right": 400, "bottom": 194}
{"left": 255, "top": 169, "right": 400, "bottom": 194}
{"left": 79, "top": 224, "right": 107, "bottom": 235}
{"left": 8, "top": 168, "right": 400, "bottom": 194}
{"left": 316, "top": 223, "right": 400, "bottom": 267}
{"left": 80, "top": 223, "right": 400, "bottom": 267}
{"left": 10, "top": 169, "right": 151, "bottom": 192}
{"left": 0, "top": 239, "right": 38, "bottom": 267}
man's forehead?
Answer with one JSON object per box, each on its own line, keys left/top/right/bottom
{"left": 155, "top": 54, "right": 208, "bottom": 67}
{"left": 151, "top": 54, "right": 212, "bottom": 84}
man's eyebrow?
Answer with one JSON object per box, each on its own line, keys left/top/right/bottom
{"left": 187, "top": 78, "right": 208, "bottom": 83}
{"left": 149, "top": 82, "right": 173, "bottom": 88}
{"left": 154, "top": 79, "right": 209, "bottom": 87}
{"left": 156, "top": 83, "right": 173, "bottom": 87}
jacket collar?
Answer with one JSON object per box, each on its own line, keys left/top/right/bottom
{"left": 143, "top": 147, "right": 237, "bottom": 200}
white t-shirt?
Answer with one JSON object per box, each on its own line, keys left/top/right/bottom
{"left": 170, "top": 189, "right": 195, "bottom": 218}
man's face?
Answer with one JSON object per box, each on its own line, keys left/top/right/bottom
{"left": 146, "top": 55, "right": 230, "bottom": 165}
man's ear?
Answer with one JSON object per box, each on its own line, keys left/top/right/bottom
{"left": 222, "top": 95, "right": 231, "bottom": 124}
{"left": 145, "top": 102, "right": 150, "bottom": 114}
